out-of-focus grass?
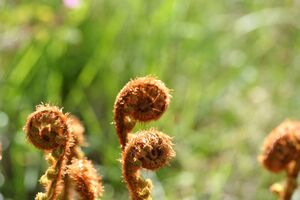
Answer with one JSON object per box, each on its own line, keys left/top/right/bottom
{"left": 1, "top": 0, "right": 300, "bottom": 199}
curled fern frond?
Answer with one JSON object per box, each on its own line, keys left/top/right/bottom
{"left": 114, "top": 77, "right": 175, "bottom": 200}
{"left": 122, "top": 129, "right": 175, "bottom": 200}
{"left": 67, "top": 158, "right": 104, "bottom": 200}
{"left": 114, "top": 76, "right": 171, "bottom": 150}
{"left": 259, "top": 120, "right": 300, "bottom": 200}
{"left": 24, "top": 104, "right": 103, "bottom": 200}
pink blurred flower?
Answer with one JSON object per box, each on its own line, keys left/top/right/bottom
{"left": 63, "top": 0, "right": 81, "bottom": 9}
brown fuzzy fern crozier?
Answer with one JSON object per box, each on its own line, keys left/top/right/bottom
{"left": 114, "top": 76, "right": 175, "bottom": 200}
{"left": 62, "top": 115, "right": 95, "bottom": 200}
{"left": 123, "top": 129, "right": 175, "bottom": 200}
{"left": 258, "top": 120, "right": 300, "bottom": 200}
{"left": 113, "top": 76, "right": 171, "bottom": 150}
{"left": 67, "top": 115, "right": 87, "bottom": 161}
{"left": 24, "top": 104, "right": 103, "bottom": 200}
{"left": 24, "top": 104, "right": 73, "bottom": 200}
{"left": 67, "top": 158, "right": 104, "bottom": 200}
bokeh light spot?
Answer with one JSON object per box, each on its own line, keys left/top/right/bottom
{"left": 0, "top": 112, "right": 8, "bottom": 127}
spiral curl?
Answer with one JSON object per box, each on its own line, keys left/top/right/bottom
{"left": 259, "top": 120, "right": 300, "bottom": 173}
{"left": 122, "top": 129, "right": 175, "bottom": 200}
{"left": 114, "top": 76, "right": 171, "bottom": 149}
{"left": 24, "top": 105, "right": 105, "bottom": 200}
{"left": 24, "top": 105, "right": 69, "bottom": 150}
{"left": 258, "top": 120, "right": 300, "bottom": 200}
{"left": 24, "top": 104, "right": 74, "bottom": 200}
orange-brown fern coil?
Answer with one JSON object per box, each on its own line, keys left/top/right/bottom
{"left": 259, "top": 120, "right": 300, "bottom": 173}
{"left": 122, "top": 129, "right": 175, "bottom": 200}
{"left": 24, "top": 104, "right": 69, "bottom": 150}
{"left": 114, "top": 76, "right": 171, "bottom": 149}
{"left": 66, "top": 115, "right": 86, "bottom": 160}
{"left": 67, "top": 158, "right": 103, "bottom": 200}
{"left": 68, "top": 115, "right": 86, "bottom": 146}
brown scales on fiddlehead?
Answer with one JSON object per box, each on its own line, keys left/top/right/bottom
{"left": 258, "top": 120, "right": 300, "bottom": 200}
{"left": 67, "top": 158, "right": 104, "bottom": 200}
{"left": 114, "top": 76, "right": 171, "bottom": 150}
{"left": 24, "top": 104, "right": 70, "bottom": 151}
{"left": 67, "top": 115, "right": 87, "bottom": 160}
{"left": 114, "top": 76, "right": 175, "bottom": 200}
{"left": 24, "top": 104, "right": 73, "bottom": 200}
{"left": 68, "top": 115, "right": 86, "bottom": 147}
{"left": 24, "top": 104, "right": 103, "bottom": 200}
{"left": 122, "top": 129, "right": 175, "bottom": 200}
{"left": 61, "top": 115, "right": 89, "bottom": 200}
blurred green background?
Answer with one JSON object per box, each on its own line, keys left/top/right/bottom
{"left": 1, "top": 0, "right": 300, "bottom": 199}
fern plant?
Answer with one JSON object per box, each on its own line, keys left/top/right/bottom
{"left": 24, "top": 104, "right": 103, "bottom": 200}
{"left": 113, "top": 76, "right": 176, "bottom": 200}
